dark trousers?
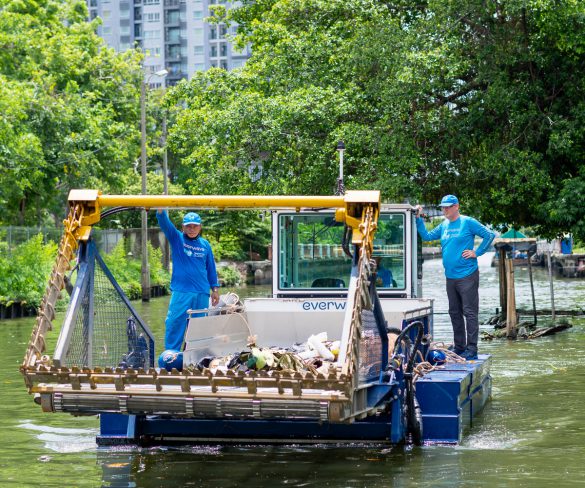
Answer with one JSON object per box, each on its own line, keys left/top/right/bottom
{"left": 446, "top": 270, "right": 479, "bottom": 353}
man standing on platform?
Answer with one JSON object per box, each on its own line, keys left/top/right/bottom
{"left": 415, "top": 195, "right": 495, "bottom": 360}
{"left": 157, "top": 209, "right": 220, "bottom": 351}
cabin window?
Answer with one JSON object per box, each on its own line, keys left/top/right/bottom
{"left": 373, "top": 213, "right": 406, "bottom": 289}
{"left": 277, "top": 212, "right": 406, "bottom": 290}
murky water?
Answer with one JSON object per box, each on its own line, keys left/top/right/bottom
{"left": 1, "top": 253, "right": 584, "bottom": 487}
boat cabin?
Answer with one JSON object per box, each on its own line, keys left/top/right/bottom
{"left": 273, "top": 204, "right": 422, "bottom": 299}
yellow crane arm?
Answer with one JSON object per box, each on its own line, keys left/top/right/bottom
{"left": 68, "top": 189, "right": 379, "bottom": 241}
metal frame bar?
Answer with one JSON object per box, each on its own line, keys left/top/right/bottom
{"left": 53, "top": 242, "right": 93, "bottom": 367}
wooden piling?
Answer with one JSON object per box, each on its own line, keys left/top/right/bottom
{"left": 547, "top": 250, "right": 556, "bottom": 322}
{"left": 527, "top": 252, "right": 537, "bottom": 326}
{"left": 498, "top": 248, "right": 507, "bottom": 323}
{"left": 505, "top": 257, "right": 517, "bottom": 337}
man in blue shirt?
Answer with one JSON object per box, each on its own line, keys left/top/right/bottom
{"left": 157, "top": 210, "right": 220, "bottom": 351}
{"left": 415, "top": 195, "right": 495, "bottom": 360}
{"left": 374, "top": 256, "right": 395, "bottom": 287}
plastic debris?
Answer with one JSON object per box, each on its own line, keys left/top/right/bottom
{"left": 186, "top": 331, "right": 340, "bottom": 374}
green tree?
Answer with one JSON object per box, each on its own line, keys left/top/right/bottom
{"left": 0, "top": 0, "right": 143, "bottom": 226}
{"left": 167, "top": 0, "right": 585, "bottom": 239}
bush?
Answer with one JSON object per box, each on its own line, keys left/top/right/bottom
{"left": 217, "top": 264, "right": 242, "bottom": 287}
{"left": 0, "top": 234, "right": 170, "bottom": 309}
{"left": 206, "top": 233, "right": 246, "bottom": 261}
{"left": 148, "top": 243, "right": 171, "bottom": 289}
{"left": 102, "top": 238, "right": 170, "bottom": 300}
{"left": 0, "top": 234, "right": 57, "bottom": 307}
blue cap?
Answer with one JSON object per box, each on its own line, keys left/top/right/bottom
{"left": 439, "top": 195, "right": 459, "bottom": 207}
{"left": 182, "top": 212, "right": 202, "bottom": 225}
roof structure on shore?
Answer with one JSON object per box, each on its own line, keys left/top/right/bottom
{"left": 499, "top": 228, "right": 528, "bottom": 239}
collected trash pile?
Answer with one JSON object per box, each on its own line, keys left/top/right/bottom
{"left": 183, "top": 332, "right": 341, "bottom": 375}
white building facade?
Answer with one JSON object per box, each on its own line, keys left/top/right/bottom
{"left": 88, "top": 0, "right": 251, "bottom": 86}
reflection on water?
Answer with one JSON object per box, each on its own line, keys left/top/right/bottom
{"left": 1, "top": 252, "right": 584, "bottom": 487}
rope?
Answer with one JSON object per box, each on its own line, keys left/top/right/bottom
{"left": 411, "top": 341, "right": 469, "bottom": 382}
{"left": 413, "top": 361, "right": 437, "bottom": 380}
{"left": 430, "top": 341, "right": 467, "bottom": 363}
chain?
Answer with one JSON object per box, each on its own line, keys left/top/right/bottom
{"left": 343, "top": 205, "right": 377, "bottom": 379}
{"left": 21, "top": 205, "right": 82, "bottom": 376}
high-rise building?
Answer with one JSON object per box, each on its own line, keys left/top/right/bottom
{"left": 88, "top": 0, "right": 251, "bottom": 86}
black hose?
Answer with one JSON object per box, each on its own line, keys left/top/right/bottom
{"left": 100, "top": 206, "right": 137, "bottom": 220}
{"left": 406, "top": 321, "right": 424, "bottom": 374}
{"left": 391, "top": 320, "right": 424, "bottom": 374}
{"left": 342, "top": 224, "right": 353, "bottom": 258}
{"left": 390, "top": 320, "right": 425, "bottom": 446}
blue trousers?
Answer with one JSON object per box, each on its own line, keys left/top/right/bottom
{"left": 164, "top": 291, "right": 210, "bottom": 351}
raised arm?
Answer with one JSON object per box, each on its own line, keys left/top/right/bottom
{"left": 415, "top": 217, "right": 443, "bottom": 242}
{"left": 156, "top": 209, "right": 181, "bottom": 242}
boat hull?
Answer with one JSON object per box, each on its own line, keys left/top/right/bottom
{"left": 97, "top": 356, "right": 491, "bottom": 446}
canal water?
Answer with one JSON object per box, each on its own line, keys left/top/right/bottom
{"left": 1, "top": 253, "right": 584, "bottom": 487}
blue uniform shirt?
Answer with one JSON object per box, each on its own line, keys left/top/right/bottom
{"left": 157, "top": 210, "right": 219, "bottom": 293}
{"left": 376, "top": 267, "right": 394, "bottom": 287}
{"left": 416, "top": 215, "right": 495, "bottom": 279}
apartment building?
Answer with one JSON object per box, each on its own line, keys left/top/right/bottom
{"left": 88, "top": 0, "right": 251, "bottom": 86}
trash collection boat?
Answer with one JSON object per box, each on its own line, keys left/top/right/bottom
{"left": 20, "top": 190, "right": 491, "bottom": 446}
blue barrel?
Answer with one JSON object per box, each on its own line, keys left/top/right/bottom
{"left": 561, "top": 237, "right": 573, "bottom": 254}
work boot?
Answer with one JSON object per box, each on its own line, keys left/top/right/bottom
{"left": 448, "top": 345, "right": 466, "bottom": 355}
{"left": 460, "top": 348, "right": 478, "bottom": 361}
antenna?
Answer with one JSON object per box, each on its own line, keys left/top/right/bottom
{"left": 336, "top": 140, "right": 345, "bottom": 195}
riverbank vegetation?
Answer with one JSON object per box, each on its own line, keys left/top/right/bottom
{"left": 102, "top": 239, "right": 170, "bottom": 300}
{"left": 0, "top": 235, "right": 170, "bottom": 308}
{"left": 0, "top": 233, "right": 243, "bottom": 309}
{"left": 0, "top": 235, "right": 55, "bottom": 309}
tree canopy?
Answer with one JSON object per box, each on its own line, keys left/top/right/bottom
{"left": 167, "top": 0, "right": 585, "bottom": 239}
{"left": 0, "top": 0, "right": 142, "bottom": 226}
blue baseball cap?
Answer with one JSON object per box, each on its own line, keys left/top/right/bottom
{"left": 182, "top": 212, "right": 202, "bottom": 225}
{"left": 439, "top": 195, "right": 459, "bottom": 207}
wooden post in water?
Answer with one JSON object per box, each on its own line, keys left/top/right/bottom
{"left": 505, "top": 256, "right": 517, "bottom": 337}
{"left": 498, "top": 248, "right": 508, "bottom": 324}
{"left": 527, "top": 251, "right": 537, "bottom": 326}
{"left": 547, "top": 248, "right": 556, "bottom": 322}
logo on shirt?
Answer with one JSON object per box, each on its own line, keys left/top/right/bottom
{"left": 442, "top": 227, "right": 461, "bottom": 240}
{"left": 184, "top": 242, "right": 205, "bottom": 258}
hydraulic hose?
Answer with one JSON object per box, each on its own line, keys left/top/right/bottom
{"left": 342, "top": 224, "right": 353, "bottom": 258}
{"left": 391, "top": 320, "right": 424, "bottom": 374}
{"left": 100, "top": 206, "right": 136, "bottom": 220}
{"left": 390, "top": 320, "right": 425, "bottom": 446}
